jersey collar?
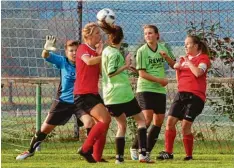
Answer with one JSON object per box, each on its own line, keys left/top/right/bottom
{"left": 147, "top": 43, "right": 158, "bottom": 53}
{"left": 85, "top": 43, "right": 96, "bottom": 51}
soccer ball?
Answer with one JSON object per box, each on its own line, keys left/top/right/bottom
{"left": 96, "top": 8, "right": 115, "bottom": 26}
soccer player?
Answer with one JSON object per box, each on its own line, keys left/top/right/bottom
{"left": 130, "top": 25, "right": 176, "bottom": 160}
{"left": 99, "top": 21, "right": 154, "bottom": 164}
{"left": 74, "top": 22, "right": 111, "bottom": 163}
{"left": 16, "top": 36, "right": 94, "bottom": 160}
{"left": 157, "top": 35, "right": 210, "bottom": 160}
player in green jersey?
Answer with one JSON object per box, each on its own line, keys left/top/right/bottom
{"left": 99, "top": 21, "right": 154, "bottom": 164}
{"left": 130, "top": 25, "right": 176, "bottom": 160}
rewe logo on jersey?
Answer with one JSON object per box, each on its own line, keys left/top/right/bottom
{"left": 148, "top": 57, "right": 164, "bottom": 64}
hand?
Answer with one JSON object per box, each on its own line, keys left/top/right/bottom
{"left": 159, "top": 51, "right": 168, "bottom": 59}
{"left": 180, "top": 55, "right": 189, "bottom": 61}
{"left": 125, "top": 53, "right": 132, "bottom": 68}
{"left": 160, "top": 78, "right": 168, "bottom": 87}
{"left": 173, "top": 62, "right": 181, "bottom": 69}
{"left": 181, "top": 56, "right": 194, "bottom": 67}
{"left": 44, "top": 35, "right": 57, "bottom": 51}
{"left": 95, "top": 40, "right": 103, "bottom": 55}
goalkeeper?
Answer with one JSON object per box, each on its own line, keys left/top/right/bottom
{"left": 16, "top": 36, "right": 94, "bottom": 160}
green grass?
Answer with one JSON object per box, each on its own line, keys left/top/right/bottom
{"left": 2, "top": 141, "right": 233, "bottom": 168}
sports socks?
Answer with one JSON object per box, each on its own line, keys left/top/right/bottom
{"left": 183, "top": 134, "right": 194, "bottom": 157}
{"left": 82, "top": 122, "right": 109, "bottom": 154}
{"left": 115, "top": 137, "right": 125, "bottom": 161}
{"left": 165, "top": 129, "right": 176, "bottom": 154}
{"left": 147, "top": 125, "right": 161, "bottom": 152}
{"left": 131, "top": 125, "right": 149, "bottom": 149}
{"left": 28, "top": 130, "right": 47, "bottom": 153}
{"left": 92, "top": 131, "right": 107, "bottom": 161}
{"left": 137, "top": 127, "right": 147, "bottom": 156}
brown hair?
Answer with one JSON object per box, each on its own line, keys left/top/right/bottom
{"left": 143, "top": 24, "right": 159, "bottom": 40}
{"left": 99, "top": 21, "right": 123, "bottom": 45}
{"left": 64, "top": 40, "right": 80, "bottom": 50}
{"left": 187, "top": 35, "right": 209, "bottom": 55}
{"left": 82, "top": 22, "right": 99, "bottom": 41}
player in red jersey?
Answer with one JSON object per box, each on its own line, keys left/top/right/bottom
{"left": 157, "top": 35, "right": 210, "bottom": 161}
{"left": 74, "top": 22, "right": 111, "bottom": 163}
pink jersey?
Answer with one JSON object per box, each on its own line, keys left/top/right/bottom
{"left": 177, "top": 54, "right": 210, "bottom": 101}
{"left": 74, "top": 44, "right": 100, "bottom": 95}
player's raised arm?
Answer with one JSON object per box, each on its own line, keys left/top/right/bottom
{"left": 42, "top": 35, "right": 57, "bottom": 58}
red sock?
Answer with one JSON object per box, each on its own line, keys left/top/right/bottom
{"left": 183, "top": 134, "right": 193, "bottom": 157}
{"left": 165, "top": 129, "right": 176, "bottom": 154}
{"left": 92, "top": 132, "right": 107, "bottom": 161}
{"left": 82, "top": 122, "right": 109, "bottom": 153}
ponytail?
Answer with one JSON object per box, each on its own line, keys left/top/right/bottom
{"left": 199, "top": 40, "right": 209, "bottom": 55}
{"left": 98, "top": 21, "right": 124, "bottom": 45}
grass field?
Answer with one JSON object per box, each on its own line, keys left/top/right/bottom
{"left": 1, "top": 141, "right": 233, "bottom": 168}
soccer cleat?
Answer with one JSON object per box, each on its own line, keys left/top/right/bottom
{"left": 130, "top": 148, "right": 138, "bottom": 160}
{"left": 115, "top": 159, "right": 124, "bottom": 164}
{"left": 115, "top": 155, "right": 124, "bottom": 164}
{"left": 77, "top": 147, "right": 96, "bottom": 163}
{"left": 139, "top": 154, "right": 155, "bottom": 163}
{"left": 156, "top": 151, "right": 174, "bottom": 160}
{"left": 16, "top": 151, "right": 34, "bottom": 160}
{"left": 184, "top": 156, "right": 193, "bottom": 161}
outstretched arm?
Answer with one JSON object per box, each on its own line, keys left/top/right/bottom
{"left": 42, "top": 35, "right": 57, "bottom": 58}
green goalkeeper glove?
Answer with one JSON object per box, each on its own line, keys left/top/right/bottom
{"left": 44, "top": 35, "right": 57, "bottom": 51}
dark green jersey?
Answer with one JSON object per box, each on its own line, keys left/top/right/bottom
{"left": 102, "top": 46, "right": 134, "bottom": 105}
{"left": 136, "top": 42, "right": 175, "bottom": 94}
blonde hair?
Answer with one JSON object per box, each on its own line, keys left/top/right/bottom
{"left": 82, "top": 22, "right": 99, "bottom": 41}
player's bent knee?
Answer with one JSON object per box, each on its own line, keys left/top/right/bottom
{"left": 166, "top": 122, "right": 176, "bottom": 130}
{"left": 83, "top": 119, "right": 94, "bottom": 128}
{"left": 40, "top": 123, "right": 56, "bottom": 134}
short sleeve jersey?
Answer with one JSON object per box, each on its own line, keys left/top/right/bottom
{"left": 45, "top": 52, "right": 76, "bottom": 104}
{"left": 102, "top": 46, "right": 134, "bottom": 105}
{"left": 177, "top": 53, "right": 210, "bottom": 101}
{"left": 136, "top": 43, "right": 175, "bottom": 94}
{"left": 74, "top": 44, "right": 100, "bottom": 95}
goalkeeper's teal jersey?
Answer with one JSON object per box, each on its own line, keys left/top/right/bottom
{"left": 136, "top": 43, "right": 175, "bottom": 94}
{"left": 102, "top": 46, "right": 134, "bottom": 105}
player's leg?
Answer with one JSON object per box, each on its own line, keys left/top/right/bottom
{"left": 145, "top": 113, "right": 164, "bottom": 154}
{"left": 124, "top": 98, "right": 153, "bottom": 163}
{"left": 76, "top": 94, "right": 111, "bottom": 162}
{"left": 157, "top": 93, "right": 183, "bottom": 160}
{"left": 133, "top": 112, "right": 154, "bottom": 163}
{"left": 131, "top": 92, "right": 154, "bottom": 157}
{"left": 114, "top": 113, "right": 127, "bottom": 164}
{"left": 181, "top": 119, "right": 193, "bottom": 160}
{"left": 86, "top": 103, "right": 111, "bottom": 162}
{"left": 130, "top": 109, "right": 153, "bottom": 160}
{"left": 147, "top": 93, "right": 166, "bottom": 155}
{"left": 16, "top": 116, "right": 56, "bottom": 160}
{"left": 16, "top": 101, "right": 73, "bottom": 160}
{"left": 182, "top": 93, "right": 204, "bottom": 160}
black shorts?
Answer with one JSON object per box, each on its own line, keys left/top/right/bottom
{"left": 168, "top": 92, "right": 205, "bottom": 122}
{"left": 137, "top": 92, "right": 166, "bottom": 114}
{"left": 46, "top": 100, "right": 84, "bottom": 126}
{"left": 74, "top": 93, "right": 104, "bottom": 118}
{"left": 106, "top": 98, "right": 141, "bottom": 117}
